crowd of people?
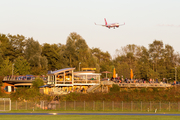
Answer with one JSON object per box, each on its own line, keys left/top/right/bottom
{"left": 110, "top": 77, "right": 172, "bottom": 84}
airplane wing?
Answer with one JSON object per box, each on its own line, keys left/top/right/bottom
{"left": 119, "top": 23, "right": 125, "bottom": 26}
{"left": 94, "top": 23, "right": 106, "bottom": 27}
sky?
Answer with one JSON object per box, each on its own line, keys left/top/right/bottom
{"left": 1, "top": 0, "right": 180, "bottom": 58}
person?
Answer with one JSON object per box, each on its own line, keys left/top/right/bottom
{"left": 111, "top": 77, "right": 113, "bottom": 81}
{"left": 156, "top": 78, "right": 158, "bottom": 83}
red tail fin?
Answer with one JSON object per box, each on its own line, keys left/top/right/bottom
{"left": 104, "top": 18, "right": 107, "bottom": 25}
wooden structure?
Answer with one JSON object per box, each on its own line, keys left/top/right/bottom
{"left": 41, "top": 68, "right": 101, "bottom": 95}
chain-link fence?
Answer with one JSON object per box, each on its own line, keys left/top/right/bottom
{"left": 5, "top": 101, "right": 180, "bottom": 112}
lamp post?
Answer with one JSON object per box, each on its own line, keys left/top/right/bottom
{"left": 79, "top": 62, "right": 81, "bottom": 71}
{"left": 175, "top": 67, "right": 177, "bottom": 84}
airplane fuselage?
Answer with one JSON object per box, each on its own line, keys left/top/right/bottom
{"left": 106, "top": 23, "right": 119, "bottom": 28}
{"left": 95, "top": 18, "right": 124, "bottom": 29}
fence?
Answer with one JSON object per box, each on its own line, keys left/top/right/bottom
{"left": 7, "top": 101, "right": 180, "bottom": 112}
{"left": 0, "top": 98, "right": 11, "bottom": 111}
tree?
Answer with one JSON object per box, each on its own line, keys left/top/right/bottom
{"left": 7, "top": 34, "right": 26, "bottom": 58}
{"left": 14, "top": 56, "right": 30, "bottom": 75}
{"left": 0, "top": 57, "right": 12, "bottom": 76}
{"left": 0, "top": 41, "right": 4, "bottom": 63}
{"left": 25, "top": 38, "right": 48, "bottom": 75}
{"left": 114, "top": 44, "right": 140, "bottom": 79}
{"left": 138, "top": 46, "right": 150, "bottom": 80}
{"left": 42, "top": 43, "right": 61, "bottom": 70}
{"left": 65, "top": 32, "right": 79, "bottom": 68}
{"left": 0, "top": 34, "right": 15, "bottom": 61}
{"left": 64, "top": 32, "right": 98, "bottom": 71}
{"left": 32, "top": 77, "right": 44, "bottom": 89}
{"left": 149, "top": 40, "right": 164, "bottom": 72}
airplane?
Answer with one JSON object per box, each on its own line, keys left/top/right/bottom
{"left": 95, "top": 18, "right": 125, "bottom": 29}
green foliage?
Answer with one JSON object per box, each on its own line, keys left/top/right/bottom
{"left": 1, "top": 32, "right": 180, "bottom": 82}
{"left": 133, "top": 88, "right": 139, "bottom": 92}
{"left": 42, "top": 43, "right": 61, "bottom": 70}
{"left": 7, "top": 34, "right": 26, "bottom": 58}
{"left": 11, "top": 87, "right": 46, "bottom": 102}
{"left": 91, "top": 47, "right": 112, "bottom": 74}
{"left": 14, "top": 56, "right": 30, "bottom": 75}
{"left": 32, "top": 77, "right": 44, "bottom": 89}
{"left": 110, "top": 84, "right": 120, "bottom": 92}
{"left": 0, "top": 57, "right": 12, "bottom": 76}
{"left": 24, "top": 38, "right": 48, "bottom": 75}
{"left": 152, "top": 88, "right": 159, "bottom": 92}
{"left": 140, "top": 88, "right": 147, "bottom": 93}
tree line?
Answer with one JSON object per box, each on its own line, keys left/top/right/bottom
{"left": 0, "top": 32, "right": 179, "bottom": 82}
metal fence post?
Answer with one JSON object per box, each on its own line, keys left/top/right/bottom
{"left": 122, "top": 101, "right": 123, "bottom": 111}
{"left": 103, "top": 101, "right": 104, "bottom": 111}
{"left": 9, "top": 100, "right": 11, "bottom": 111}
{"left": 4, "top": 98, "right": 5, "bottom": 111}
{"left": 131, "top": 101, "right": 133, "bottom": 111}
{"left": 59, "top": 101, "right": 61, "bottom": 110}
{"left": 35, "top": 101, "right": 37, "bottom": 110}
{"left": 65, "top": 101, "right": 66, "bottom": 110}
{"left": 16, "top": 101, "right": 17, "bottom": 110}
{"left": 84, "top": 101, "right": 85, "bottom": 111}
{"left": 93, "top": 101, "right": 95, "bottom": 110}
{"left": 112, "top": 101, "right": 114, "bottom": 111}
{"left": 26, "top": 101, "right": 27, "bottom": 110}
{"left": 55, "top": 101, "right": 56, "bottom": 110}
{"left": 43, "top": 101, "right": 45, "bottom": 110}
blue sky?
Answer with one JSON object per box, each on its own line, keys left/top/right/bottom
{"left": 1, "top": 0, "right": 180, "bottom": 57}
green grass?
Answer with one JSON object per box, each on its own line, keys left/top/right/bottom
{"left": 0, "top": 115, "right": 180, "bottom": 120}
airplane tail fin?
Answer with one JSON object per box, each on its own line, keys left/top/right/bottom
{"left": 104, "top": 18, "right": 107, "bottom": 25}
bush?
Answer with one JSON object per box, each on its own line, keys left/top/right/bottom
{"left": 32, "top": 77, "right": 44, "bottom": 89}
{"left": 133, "top": 88, "right": 139, "bottom": 92}
{"left": 140, "top": 88, "right": 147, "bottom": 93}
{"left": 152, "top": 88, "right": 158, "bottom": 92}
{"left": 110, "top": 84, "right": 120, "bottom": 92}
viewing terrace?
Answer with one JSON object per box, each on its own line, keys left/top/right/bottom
{"left": 116, "top": 83, "right": 171, "bottom": 88}
{"left": 3, "top": 75, "right": 47, "bottom": 86}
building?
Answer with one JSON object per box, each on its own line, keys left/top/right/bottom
{"left": 40, "top": 68, "right": 102, "bottom": 95}
{"left": 1, "top": 75, "right": 47, "bottom": 94}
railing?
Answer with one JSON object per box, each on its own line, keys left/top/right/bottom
{"left": 56, "top": 81, "right": 72, "bottom": 84}
{"left": 74, "top": 80, "right": 99, "bottom": 84}
{"left": 3, "top": 75, "right": 47, "bottom": 81}
{"left": 116, "top": 83, "right": 171, "bottom": 88}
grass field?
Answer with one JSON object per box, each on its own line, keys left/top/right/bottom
{"left": 0, "top": 115, "right": 180, "bottom": 120}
